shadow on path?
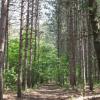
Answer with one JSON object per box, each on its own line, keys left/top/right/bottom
{"left": 3, "top": 84, "right": 100, "bottom": 100}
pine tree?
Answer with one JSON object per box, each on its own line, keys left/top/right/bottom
{"left": 17, "top": 0, "right": 24, "bottom": 97}
{"left": 0, "top": 0, "right": 8, "bottom": 99}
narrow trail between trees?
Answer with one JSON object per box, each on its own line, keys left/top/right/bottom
{"left": 3, "top": 84, "right": 100, "bottom": 100}
{"left": 22, "top": 84, "right": 81, "bottom": 100}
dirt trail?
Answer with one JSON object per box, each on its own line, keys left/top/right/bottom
{"left": 22, "top": 84, "right": 76, "bottom": 100}
{"left": 3, "top": 84, "right": 100, "bottom": 100}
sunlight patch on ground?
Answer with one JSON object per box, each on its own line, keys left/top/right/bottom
{"left": 73, "top": 94, "right": 100, "bottom": 100}
{"left": 3, "top": 85, "right": 100, "bottom": 100}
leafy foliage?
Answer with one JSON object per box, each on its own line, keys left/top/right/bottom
{"left": 4, "top": 31, "right": 69, "bottom": 89}
{"left": 4, "top": 67, "right": 17, "bottom": 90}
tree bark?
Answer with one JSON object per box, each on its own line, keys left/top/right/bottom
{"left": 28, "top": 0, "right": 34, "bottom": 88}
{"left": 0, "top": 0, "right": 7, "bottom": 99}
{"left": 17, "top": 0, "right": 24, "bottom": 98}
{"left": 23, "top": 0, "right": 30, "bottom": 90}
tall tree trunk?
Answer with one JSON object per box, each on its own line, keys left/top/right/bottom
{"left": 89, "top": 0, "right": 100, "bottom": 80}
{"left": 34, "top": 0, "right": 39, "bottom": 62}
{"left": 17, "top": 0, "right": 24, "bottom": 98}
{"left": 56, "top": 0, "right": 62, "bottom": 85}
{"left": 56, "top": 0, "right": 61, "bottom": 59}
{"left": 68, "top": 1, "right": 76, "bottom": 88}
{"left": 0, "top": 0, "right": 7, "bottom": 99}
{"left": 23, "top": 0, "right": 30, "bottom": 90}
{"left": 35, "top": 0, "right": 39, "bottom": 83}
{"left": 4, "top": 0, "right": 10, "bottom": 70}
{"left": 28, "top": 0, "right": 34, "bottom": 88}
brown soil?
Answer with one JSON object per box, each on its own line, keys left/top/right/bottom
{"left": 3, "top": 84, "right": 100, "bottom": 100}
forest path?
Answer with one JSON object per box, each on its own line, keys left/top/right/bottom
{"left": 22, "top": 84, "right": 76, "bottom": 100}
{"left": 3, "top": 84, "right": 100, "bottom": 100}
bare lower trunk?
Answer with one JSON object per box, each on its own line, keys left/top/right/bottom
{"left": 17, "top": 0, "right": 24, "bottom": 98}
{"left": 28, "top": 0, "right": 35, "bottom": 88}
{"left": 0, "top": 65, "right": 3, "bottom": 100}
{"left": 0, "top": 0, "right": 7, "bottom": 99}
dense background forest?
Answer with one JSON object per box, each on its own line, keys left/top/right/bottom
{"left": 0, "top": 0, "right": 100, "bottom": 100}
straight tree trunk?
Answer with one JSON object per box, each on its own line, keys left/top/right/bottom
{"left": 34, "top": 0, "right": 39, "bottom": 62}
{"left": 4, "top": 0, "right": 10, "bottom": 70}
{"left": 28, "top": 0, "right": 34, "bottom": 88}
{"left": 17, "top": 0, "right": 24, "bottom": 98}
{"left": 89, "top": 0, "right": 100, "bottom": 81}
{"left": 56, "top": 0, "right": 62, "bottom": 85}
{"left": 68, "top": 1, "right": 76, "bottom": 88}
{"left": 0, "top": 0, "right": 7, "bottom": 99}
{"left": 23, "top": 0, "right": 30, "bottom": 90}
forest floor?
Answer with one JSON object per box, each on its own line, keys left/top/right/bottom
{"left": 3, "top": 84, "right": 100, "bottom": 100}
